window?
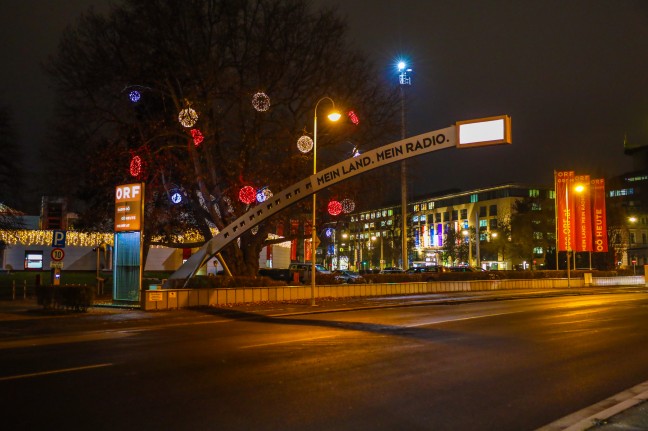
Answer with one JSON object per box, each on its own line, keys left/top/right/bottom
{"left": 479, "top": 206, "right": 487, "bottom": 217}
{"left": 529, "top": 189, "right": 539, "bottom": 197}
{"left": 414, "top": 204, "right": 420, "bottom": 212}
{"left": 370, "top": 213, "right": 375, "bottom": 219}
{"left": 428, "top": 202, "right": 434, "bottom": 210}
{"left": 533, "top": 247, "right": 543, "bottom": 256}
{"left": 479, "top": 219, "right": 487, "bottom": 228}
{"left": 364, "top": 223, "right": 369, "bottom": 229}
{"left": 489, "top": 218, "right": 498, "bottom": 229}
{"left": 388, "top": 209, "right": 393, "bottom": 216}
{"left": 382, "top": 210, "right": 387, "bottom": 217}
{"left": 451, "top": 210, "right": 458, "bottom": 220}
{"left": 420, "top": 214, "right": 426, "bottom": 221}
{"left": 24, "top": 251, "right": 43, "bottom": 270}
{"left": 489, "top": 205, "right": 498, "bottom": 216}
{"left": 443, "top": 212, "right": 449, "bottom": 222}
{"left": 435, "top": 213, "right": 441, "bottom": 223}
{"left": 412, "top": 216, "right": 419, "bottom": 223}
{"left": 470, "top": 194, "right": 478, "bottom": 203}
{"left": 460, "top": 209, "right": 468, "bottom": 219}
{"left": 533, "top": 232, "right": 543, "bottom": 239}
{"left": 609, "top": 188, "right": 634, "bottom": 197}
{"left": 532, "top": 203, "right": 541, "bottom": 211}
{"left": 387, "top": 219, "right": 393, "bottom": 226}
{"left": 360, "top": 214, "right": 365, "bottom": 220}
{"left": 643, "top": 233, "right": 647, "bottom": 244}
{"left": 630, "top": 233, "right": 635, "bottom": 244}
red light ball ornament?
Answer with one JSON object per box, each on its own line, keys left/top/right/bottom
{"left": 129, "top": 155, "right": 143, "bottom": 178}
{"left": 328, "top": 200, "right": 343, "bottom": 216}
{"left": 238, "top": 186, "right": 256, "bottom": 204}
{"left": 191, "top": 129, "right": 204, "bottom": 147}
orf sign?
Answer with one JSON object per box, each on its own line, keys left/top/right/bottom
{"left": 115, "top": 183, "right": 144, "bottom": 232}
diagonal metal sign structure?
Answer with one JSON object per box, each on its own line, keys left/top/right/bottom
{"left": 166, "top": 116, "right": 510, "bottom": 286}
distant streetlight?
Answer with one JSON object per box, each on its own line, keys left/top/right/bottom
{"left": 310, "top": 97, "right": 340, "bottom": 306}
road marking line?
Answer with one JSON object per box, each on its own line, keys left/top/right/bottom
{"left": 241, "top": 334, "right": 338, "bottom": 349}
{"left": 0, "top": 363, "right": 113, "bottom": 382}
{"left": 403, "top": 311, "right": 522, "bottom": 328}
{"left": 0, "top": 330, "right": 134, "bottom": 350}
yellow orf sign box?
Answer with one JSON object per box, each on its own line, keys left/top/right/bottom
{"left": 115, "top": 183, "right": 144, "bottom": 232}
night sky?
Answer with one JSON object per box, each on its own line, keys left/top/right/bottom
{"left": 2, "top": 0, "right": 647, "bottom": 212}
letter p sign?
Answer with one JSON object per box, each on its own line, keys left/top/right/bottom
{"left": 52, "top": 230, "right": 67, "bottom": 248}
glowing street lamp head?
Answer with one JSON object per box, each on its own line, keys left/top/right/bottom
{"left": 397, "top": 61, "right": 406, "bottom": 71}
{"left": 574, "top": 184, "right": 585, "bottom": 193}
{"left": 327, "top": 111, "right": 341, "bottom": 122}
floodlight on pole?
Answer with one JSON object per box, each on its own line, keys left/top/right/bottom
{"left": 311, "top": 97, "right": 340, "bottom": 306}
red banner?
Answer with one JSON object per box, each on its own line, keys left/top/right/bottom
{"left": 556, "top": 171, "right": 575, "bottom": 251}
{"left": 574, "top": 175, "right": 592, "bottom": 252}
{"left": 591, "top": 178, "right": 608, "bottom": 252}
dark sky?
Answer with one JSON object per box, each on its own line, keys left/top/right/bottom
{"left": 2, "top": 0, "right": 647, "bottom": 212}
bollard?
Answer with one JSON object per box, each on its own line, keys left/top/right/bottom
{"left": 12, "top": 280, "right": 16, "bottom": 300}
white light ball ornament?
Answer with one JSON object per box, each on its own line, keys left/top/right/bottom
{"left": 256, "top": 187, "right": 273, "bottom": 203}
{"left": 297, "top": 135, "right": 314, "bottom": 153}
{"left": 341, "top": 198, "right": 355, "bottom": 214}
{"left": 178, "top": 108, "right": 198, "bottom": 128}
{"left": 252, "top": 92, "right": 270, "bottom": 112}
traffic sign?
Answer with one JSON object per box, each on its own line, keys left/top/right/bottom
{"left": 52, "top": 230, "right": 67, "bottom": 248}
{"left": 51, "top": 248, "right": 65, "bottom": 262}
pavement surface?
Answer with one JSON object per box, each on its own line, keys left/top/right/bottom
{"left": 2, "top": 286, "right": 648, "bottom": 431}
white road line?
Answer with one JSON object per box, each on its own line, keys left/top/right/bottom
{"left": 403, "top": 311, "right": 523, "bottom": 328}
{"left": 241, "top": 334, "right": 339, "bottom": 349}
{"left": 0, "top": 330, "right": 135, "bottom": 350}
{"left": 0, "top": 363, "right": 113, "bottom": 382}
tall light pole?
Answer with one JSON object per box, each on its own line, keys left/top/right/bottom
{"left": 398, "top": 60, "right": 412, "bottom": 270}
{"left": 311, "top": 97, "right": 340, "bottom": 306}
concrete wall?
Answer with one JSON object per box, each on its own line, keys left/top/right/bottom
{"left": 142, "top": 277, "right": 613, "bottom": 311}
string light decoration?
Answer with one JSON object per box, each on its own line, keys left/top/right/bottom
{"left": 129, "top": 90, "right": 141, "bottom": 103}
{"left": 297, "top": 135, "right": 314, "bottom": 153}
{"left": 129, "top": 155, "right": 144, "bottom": 178}
{"left": 190, "top": 129, "right": 204, "bottom": 146}
{"left": 238, "top": 186, "right": 256, "bottom": 204}
{"left": 252, "top": 92, "right": 271, "bottom": 112}
{"left": 328, "top": 200, "right": 343, "bottom": 216}
{"left": 178, "top": 107, "right": 198, "bottom": 128}
{"left": 341, "top": 198, "right": 355, "bottom": 213}
{"left": 256, "top": 187, "right": 273, "bottom": 203}
{"left": 347, "top": 110, "right": 360, "bottom": 125}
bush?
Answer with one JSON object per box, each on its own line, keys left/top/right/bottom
{"left": 35, "top": 284, "right": 95, "bottom": 312}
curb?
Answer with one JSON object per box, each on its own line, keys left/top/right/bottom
{"left": 536, "top": 381, "right": 648, "bottom": 431}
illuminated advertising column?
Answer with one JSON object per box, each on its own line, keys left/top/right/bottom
{"left": 574, "top": 175, "right": 592, "bottom": 252}
{"left": 555, "top": 171, "right": 575, "bottom": 251}
{"left": 591, "top": 178, "right": 608, "bottom": 252}
{"left": 113, "top": 183, "right": 144, "bottom": 302}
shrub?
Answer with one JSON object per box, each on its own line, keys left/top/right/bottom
{"left": 35, "top": 284, "right": 95, "bottom": 312}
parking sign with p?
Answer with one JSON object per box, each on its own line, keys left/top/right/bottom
{"left": 52, "top": 230, "right": 67, "bottom": 248}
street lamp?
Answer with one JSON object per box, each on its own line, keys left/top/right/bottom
{"left": 310, "top": 97, "right": 340, "bottom": 306}
{"left": 397, "top": 59, "right": 412, "bottom": 270}
{"left": 565, "top": 183, "right": 585, "bottom": 287}
{"left": 462, "top": 229, "right": 472, "bottom": 266}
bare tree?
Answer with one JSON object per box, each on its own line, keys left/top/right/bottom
{"left": 45, "top": 0, "right": 400, "bottom": 274}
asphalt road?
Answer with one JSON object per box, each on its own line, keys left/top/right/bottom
{"left": 2, "top": 291, "right": 648, "bottom": 430}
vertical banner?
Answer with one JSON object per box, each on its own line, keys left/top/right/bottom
{"left": 574, "top": 174, "right": 592, "bottom": 252}
{"left": 556, "top": 171, "right": 575, "bottom": 251}
{"left": 591, "top": 178, "right": 608, "bottom": 252}
{"left": 304, "top": 239, "right": 312, "bottom": 261}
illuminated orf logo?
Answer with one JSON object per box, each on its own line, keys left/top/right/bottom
{"left": 116, "top": 184, "right": 142, "bottom": 202}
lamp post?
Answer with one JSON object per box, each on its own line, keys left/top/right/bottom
{"left": 398, "top": 60, "right": 412, "bottom": 270}
{"left": 310, "top": 97, "right": 340, "bottom": 306}
{"left": 565, "top": 183, "right": 584, "bottom": 287}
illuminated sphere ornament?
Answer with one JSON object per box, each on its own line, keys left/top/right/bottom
{"left": 129, "top": 155, "right": 143, "bottom": 178}
{"left": 129, "top": 90, "right": 141, "bottom": 103}
{"left": 190, "top": 129, "right": 204, "bottom": 146}
{"left": 341, "top": 198, "right": 355, "bottom": 214}
{"left": 328, "top": 200, "right": 343, "bottom": 216}
{"left": 170, "top": 190, "right": 183, "bottom": 204}
{"left": 325, "top": 228, "right": 334, "bottom": 238}
{"left": 256, "top": 187, "right": 273, "bottom": 203}
{"left": 252, "top": 92, "right": 271, "bottom": 112}
{"left": 347, "top": 110, "right": 360, "bottom": 125}
{"left": 178, "top": 107, "right": 198, "bottom": 128}
{"left": 239, "top": 186, "right": 256, "bottom": 204}
{"left": 297, "top": 135, "right": 314, "bottom": 153}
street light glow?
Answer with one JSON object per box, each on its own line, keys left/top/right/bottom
{"left": 398, "top": 61, "right": 406, "bottom": 71}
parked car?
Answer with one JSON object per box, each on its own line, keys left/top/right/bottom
{"left": 380, "top": 267, "right": 404, "bottom": 274}
{"left": 333, "top": 270, "right": 364, "bottom": 283}
{"left": 448, "top": 266, "right": 484, "bottom": 272}
{"left": 406, "top": 265, "right": 445, "bottom": 274}
{"left": 288, "top": 263, "right": 331, "bottom": 283}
